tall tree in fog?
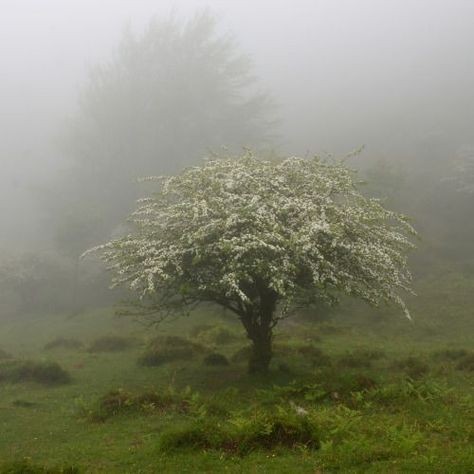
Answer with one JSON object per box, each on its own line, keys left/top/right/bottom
{"left": 51, "top": 11, "right": 274, "bottom": 257}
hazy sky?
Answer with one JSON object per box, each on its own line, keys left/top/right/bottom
{"left": 1, "top": 0, "right": 474, "bottom": 247}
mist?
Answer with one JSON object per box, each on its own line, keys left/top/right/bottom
{"left": 2, "top": 0, "right": 473, "bottom": 248}
{"left": 0, "top": 2, "right": 473, "bottom": 471}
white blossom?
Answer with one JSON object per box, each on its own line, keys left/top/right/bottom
{"left": 88, "top": 151, "right": 416, "bottom": 319}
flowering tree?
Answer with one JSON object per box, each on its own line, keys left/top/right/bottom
{"left": 90, "top": 153, "right": 416, "bottom": 373}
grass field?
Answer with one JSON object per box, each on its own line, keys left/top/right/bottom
{"left": 0, "top": 271, "right": 473, "bottom": 473}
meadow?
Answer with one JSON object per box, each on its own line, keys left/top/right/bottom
{"left": 0, "top": 270, "right": 473, "bottom": 473}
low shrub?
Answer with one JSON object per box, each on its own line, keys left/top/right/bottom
{"left": 139, "top": 336, "right": 209, "bottom": 367}
{"left": 317, "top": 371, "right": 378, "bottom": 400}
{"left": 83, "top": 388, "right": 193, "bottom": 422}
{"left": 94, "top": 389, "right": 133, "bottom": 420}
{"left": 138, "top": 347, "right": 194, "bottom": 367}
{"left": 157, "top": 409, "right": 320, "bottom": 454}
{"left": 203, "top": 353, "right": 229, "bottom": 366}
{"left": 0, "top": 360, "right": 70, "bottom": 386}
{"left": 157, "top": 419, "right": 223, "bottom": 452}
{"left": 366, "top": 378, "right": 451, "bottom": 405}
{"left": 44, "top": 337, "right": 83, "bottom": 351}
{"left": 88, "top": 336, "right": 134, "bottom": 353}
{"left": 233, "top": 411, "right": 320, "bottom": 454}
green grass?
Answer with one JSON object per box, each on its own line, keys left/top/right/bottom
{"left": 0, "top": 273, "right": 473, "bottom": 473}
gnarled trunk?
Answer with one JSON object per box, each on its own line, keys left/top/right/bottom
{"left": 247, "top": 323, "right": 273, "bottom": 374}
{"left": 241, "top": 285, "right": 277, "bottom": 374}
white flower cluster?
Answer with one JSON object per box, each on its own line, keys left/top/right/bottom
{"left": 91, "top": 152, "right": 416, "bottom": 319}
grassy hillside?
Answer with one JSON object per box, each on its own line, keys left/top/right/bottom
{"left": 0, "top": 272, "right": 473, "bottom": 473}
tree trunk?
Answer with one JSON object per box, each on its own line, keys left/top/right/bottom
{"left": 244, "top": 293, "right": 276, "bottom": 374}
{"left": 248, "top": 324, "right": 273, "bottom": 374}
{"left": 232, "top": 280, "right": 277, "bottom": 374}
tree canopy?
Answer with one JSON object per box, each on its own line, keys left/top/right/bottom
{"left": 90, "top": 152, "right": 416, "bottom": 372}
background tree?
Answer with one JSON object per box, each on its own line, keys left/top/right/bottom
{"left": 89, "top": 152, "right": 416, "bottom": 373}
{"left": 50, "top": 11, "right": 274, "bottom": 259}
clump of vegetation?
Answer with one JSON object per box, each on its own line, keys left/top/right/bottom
{"left": 157, "top": 409, "right": 320, "bottom": 455}
{"left": 203, "top": 353, "right": 229, "bottom": 366}
{"left": 88, "top": 335, "right": 134, "bottom": 353}
{"left": 83, "top": 388, "right": 193, "bottom": 422}
{"left": 307, "top": 371, "right": 380, "bottom": 401}
{"left": 44, "top": 337, "right": 83, "bottom": 351}
{"left": 138, "top": 336, "right": 208, "bottom": 367}
{"left": 365, "top": 378, "right": 452, "bottom": 405}
{"left": 0, "top": 459, "right": 79, "bottom": 473}
{"left": 392, "top": 356, "right": 430, "bottom": 379}
{"left": 0, "top": 360, "right": 71, "bottom": 386}
{"left": 456, "top": 353, "right": 474, "bottom": 372}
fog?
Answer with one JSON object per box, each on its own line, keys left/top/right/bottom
{"left": 1, "top": 0, "right": 473, "bottom": 303}
{"left": 1, "top": 3, "right": 474, "bottom": 470}
{"left": 0, "top": 1, "right": 471, "bottom": 246}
